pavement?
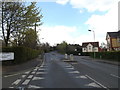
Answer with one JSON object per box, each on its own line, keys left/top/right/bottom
{"left": 80, "top": 56, "right": 120, "bottom": 66}
{"left": 2, "top": 55, "right": 43, "bottom": 75}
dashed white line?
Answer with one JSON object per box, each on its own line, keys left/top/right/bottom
{"left": 36, "top": 72, "right": 47, "bottom": 75}
{"left": 110, "top": 74, "right": 120, "bottom": 79}
{"left": 31, "top": 71, "right": 36, "bottom": 74}
{"left": 85, "top": 75, "right": 109, "bottom": 90}
{"left": 32, "top": 77, "right": 44, "bottom": 80}
{"left": 12, "top": 79, "right": 21, "bottom": 85}
{"left": 27, "top": 75, "right": 33, "bottom": 79}
{"left": 66, "top": 67, "right": 74, "bottom": 70}
{"left": 22, "top": 75, "right": 26, "bottom": 78}
{"left": 75, "top": 75, "right": 87, "bottom": 79}
{"left": 25, "top": 71, "right": 30, "bottom": 74}
{"left": 69, "top": 71, "right": 80, "bottom": 74}
{"left": 22, "top": 79, "right": 30, "bottom": 85}
{"left": 9, "top": 87, "right": 14, "bottom": 88}
{"left": 85, "top": 82, "right": 101, "bottom": 88}
{"left": 39, "top": 68, "right": 45, "bottom": 71}
{"left": 28, "top": 85, "right": 43, "bottom": 88}
{"left": 4, "top": 73, "right": 21, "bottom": 77}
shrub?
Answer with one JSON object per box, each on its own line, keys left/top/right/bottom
{"left": 90, "top": 51, "right": 120, "bottom": 62}
{"left": 2, "top": 46, "right": 41, "bottom": 65}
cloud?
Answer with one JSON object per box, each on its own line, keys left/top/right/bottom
{"left": 56, "top": 0, "right": 118, "bottom": 12}
{"left": 85, "top": 2, "right": 118, "bottom": 44}
{"left": 37, "top": 25, "right": 77, "bottom": 46}
{"left": 56, "top": 0, "right": 69, "bottom": 5}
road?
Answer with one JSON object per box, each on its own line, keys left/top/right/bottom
{"left": 2, "top": 52, "right": 120, "bottom": 89}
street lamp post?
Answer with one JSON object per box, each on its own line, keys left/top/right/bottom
{"left": 88, "top": 30, "right": 95, "bottom": 59}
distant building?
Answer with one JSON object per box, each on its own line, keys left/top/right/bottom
{"left": 82, "top": 42, "right": 99, "bottom": 52}
{"left": 106, "top": 31, "right": 120, "bottom": 51}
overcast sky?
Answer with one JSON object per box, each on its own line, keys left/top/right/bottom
{"left": 35, "top": 0, "right": 119, "bottom": 46}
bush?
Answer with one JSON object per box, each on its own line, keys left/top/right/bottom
{"left": 90, "top": 51, "right": 120, "bottom": 62}
{"left": 2, "top": 46, "right": 41, "bottom": 65}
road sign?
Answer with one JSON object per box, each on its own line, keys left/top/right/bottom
{"left": 0, "top": 52, "right": 14, "bottom": 61}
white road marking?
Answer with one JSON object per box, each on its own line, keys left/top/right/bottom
{"left": 110, "top": 74, "right": 120, "bottom": 79}
{"left": 36, "top": 72, "right": 47, "bottom": 75}
{"left": 9, "top": 87, "right": 14, "bottom": 88}
{"left": 75, "top": 75, "right": 87, "bottom": 79}
{"left": 85, "top": 82, "right": 101, "bottom": 88}
{"left": 39, "top": 68, "right": 45, "bottom": 70}
{"left": 69, "top": 71, "right": 80, "bottom": 74}
{"left": 85, "top": 75, "right": 109, "bottom": 90}
{"left": 65, "top": 66, "right": 72, "bottom": 68}
{"left": 66, "top": 67, "right": 74, "bottom": 70}
{"left": 32, "top": 77, "right": 44, "bottom": 80}
{"left": 4, "top": 73, "right": 21, "bottom": 77}
{"left": 25, "top": 71, "right": 30, "bottom": 74}
{"left": 34, "top": 68, "right": 38, "bottom": 71}
{"left": 22, "top": 79, "right": 30, "bottom": 85}
{"left": 27, "top": 75, "right": 33, "bottom": 79}
{"left": 28, "top": 85, "right": 43, "bottom": 88}
{"left": 35, "top": 67, "right": 39, "bottom": 69}
{"left": 22, "top": 75, "right": 26, "bottom": 78}
{"left": 31, "top": 72, "right": 36, "bottom": 74}
{"left": 12, "top": 79, "right": 21, "bottom": 85}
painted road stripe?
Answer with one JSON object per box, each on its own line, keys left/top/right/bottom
{"left": 31, "top": 72, "right": 36, "bottom": 74}
{"left": 12, "top": 79, "right": 21, "bottom": 85}
{"left": 32, "top": 77, "right": 44, "bottom": 80}
{"left": 85, "top": 82, "right": 101, "bottom": 88}
{"left": 22, "top": 75, "right": 26, "bottom": 78}
{"left": 69, "top": 71, "right": 80, "bottom": 74}
{"left": 85, "top": 75, "right": 109, "bottom": 90}
{"left": 22, "top": 79, "right": 30, "bottom": 85}
{"left": 39, "top": 68, "right": 45, "bottom": 71}
{"left": 25, "top": 71, "right": 30, "bottom": 74}
{"left": 75, "top": 75, "right": 87, "bottom": 79}
{"left": 4, "top": 73, "right": 21, "bottom": 77}
{"left": 28, "top": 85, "right": 43, "bottom": 88}
{"left": 110, "top": 74, "right": 120, "bottom": 79}
{"left": 66, "top": 67, "right": 74, "bottom": 70}
{"left": 9, "top": 87, "right": 14, "bottom": 88}
{"left": 28, "top": 75, "right": 33, "bottom": 79}
{"left": 34, "top": 68, "right": 38, "bottom": 71}
{"left": 65, "top": 66, "right": 72, "bottom": 68}
{"left": 36, "top": 72, "right": 47, "bottom": 75}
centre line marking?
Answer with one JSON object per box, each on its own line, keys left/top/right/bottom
{"left": 85, "top": 75, "right": 109, "bottom": 90}
{"left": 110, "top": 74, "right": 120, "bottom": 79}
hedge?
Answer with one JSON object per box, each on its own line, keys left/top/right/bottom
{"left": 89, "top": 51, "right": 120, "bottom": 62}
{"left": 2, "top": 46, "right": 42, "bottom": 65}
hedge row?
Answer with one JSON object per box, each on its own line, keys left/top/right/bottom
{"left": 2, "top": 46, "right": 42, "bottom": 65}
{"left": 90, "top": 51, "right": 120, "bottom": 62}
{"left": 82, "top": 51, "right": 120, "bottom": 62}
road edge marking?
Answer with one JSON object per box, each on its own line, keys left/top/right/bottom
{"left": 85, "top": 75, "right": 109, "bottom": 90}
{"left": 110, "top": 74, "right": 120, "bottom": 79}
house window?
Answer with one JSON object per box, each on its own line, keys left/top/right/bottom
{"left": 89, "top": 46, "right": 91, "bottom": 50}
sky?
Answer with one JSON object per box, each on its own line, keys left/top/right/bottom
{"left": 35, "top": 0, "right": 119, "bottom": 46}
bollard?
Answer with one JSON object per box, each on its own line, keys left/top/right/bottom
{"left": 65, "top": 54, "right": 68, "bottom": 59}
{"left": 70, "top": 54, "right": 74, "bottom": 60}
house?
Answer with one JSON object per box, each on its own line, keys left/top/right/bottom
{"left": 82, "top": 42, "right": 99, "bottom": 52}
{"left": 106, "top": 31, "right": 120, "bottom": 51}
